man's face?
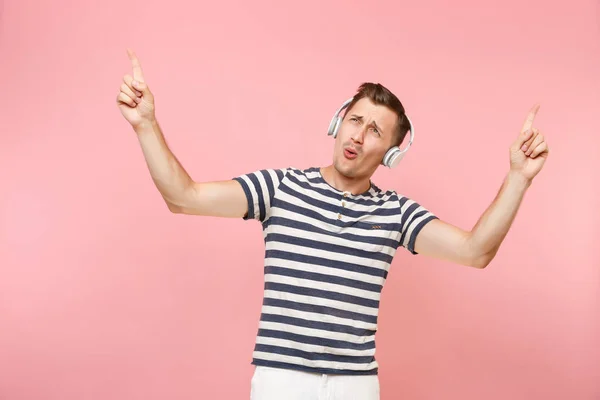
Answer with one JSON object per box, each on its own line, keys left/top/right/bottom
{"left": 332, "top": 97, "right": 398, "bottom": 179}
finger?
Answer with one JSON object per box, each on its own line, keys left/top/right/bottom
{"left": 117, "top": 92, "right": 136, "bottom": 108}
{"left": 515, "top": 128, "right": 535, "bottom": 150}
{"left": 529, "top": 141, "right": 548, "bottom": 158}
{"left": 521, "top": 103, "right": 540, "bottom": 134}
{"left": 521, "top": 128, "right": 540, "bottom": 152}
{"left": 123, "top": 74, "right": 142, "bottom": 96}
{"left": 127, "top": 48, "right": 144, "bottom": 82}
{"left": 121, "top": 83, "right": 141, "bottom": 103}
{"left": 131, "top": 80, "right": 149, "bottom": 94}
{"left": 525, "top": 131, "right": 544, "bottom": 156}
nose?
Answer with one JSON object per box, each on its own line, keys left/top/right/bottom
{"left": 351, "top": 126, "right": 366, "bottom": 144}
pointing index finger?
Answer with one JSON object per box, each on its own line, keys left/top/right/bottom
{"left": 127, "top": 48, "right": 144, "bottom": 82}
{"left": 521, "top": 103, "right": 540, "bottom": 133}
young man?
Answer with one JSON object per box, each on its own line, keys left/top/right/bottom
{"left": 116, "top": 49, "right": 549, "bottom": 400}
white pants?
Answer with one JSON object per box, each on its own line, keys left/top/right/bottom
{"left": 250, "top": 365, "right": 380, "bottom": 400}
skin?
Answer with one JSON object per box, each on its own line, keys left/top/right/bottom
{"left": 320, "top": 97, "right": 398, "bottom": 195}
{"left": 117, "top": 49, "right": 549, "bottom": 269}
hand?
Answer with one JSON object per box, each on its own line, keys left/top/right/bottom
{"left": 116, "top": 49, "right": 155, "bottom": 128}
{"left": 509, "top": 104, "right": 549, "bottom": 182}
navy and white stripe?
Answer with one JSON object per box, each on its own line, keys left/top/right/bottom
{"left": 233, "top": 167, "right": 437, "bottom": 375}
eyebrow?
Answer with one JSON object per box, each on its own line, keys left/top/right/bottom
{"left": 349, "top": 114, "right": 384, "bottom": 134}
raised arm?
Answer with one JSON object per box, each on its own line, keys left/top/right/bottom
{"left": 116, "top": 49, "right": 248, "bottom": 218}
{"left": 413, "top": 104, "right": 549, "bottom": 269}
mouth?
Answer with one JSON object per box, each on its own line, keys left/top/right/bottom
{"left": 343, "top": 147, "right": 358, "bottom": 160}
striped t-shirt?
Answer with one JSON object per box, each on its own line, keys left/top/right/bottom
{"left": 233, "top": 166, "right": 437, "bottom": 375}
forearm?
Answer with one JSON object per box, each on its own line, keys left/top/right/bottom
{"left": 468, "top": 171, "right": 531, "bottom": 266}
{"left": 134, "top": 119, "right": 194, "bottom": 208}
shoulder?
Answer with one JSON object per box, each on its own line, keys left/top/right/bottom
{"left": 276, "top": 166, "right": 323, "bottom": 186}
{"left": 235, "top": 166, "right": 295, "bottom": 182}
{"left": 372, "top": 185, "right": 436, "bottom": 222}
{"left": 373, "top": 183, "right": 426, "bottom": 208}
{"left": 366, "top": 182, "right": 402, "bottom": 204}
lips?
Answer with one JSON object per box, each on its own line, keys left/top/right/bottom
{"left": 344, "top": 147, "right": 358, "bottom": 160}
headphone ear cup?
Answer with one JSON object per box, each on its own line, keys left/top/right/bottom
{"left": 328, "top": 98, "right": 353, "bottom": 138}
{"left": 328, "top": 116, "right": 337, "bottom": 136}
{"left": 331, "top": 117, "right": 341, "bottom": 138}
{"left": 383, "top": 147, "right": 402, "bottom": 168}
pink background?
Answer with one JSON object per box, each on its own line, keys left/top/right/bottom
{"left": 1, "top": 0, "right": 599, "bottom": 399}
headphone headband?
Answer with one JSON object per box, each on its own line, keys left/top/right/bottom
{"left": 327, "top": 97, "right": 415, "bottom": 168}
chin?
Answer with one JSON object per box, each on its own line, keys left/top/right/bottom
{"left": 333, "top": 158, "right": 359, "bottom": 178}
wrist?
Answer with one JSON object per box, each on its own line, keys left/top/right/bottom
{"left": 507, "top": 170, "right": 532, "bottom": 190}
{"left": 133, "top": 117, "right": 158, "bottom": 135}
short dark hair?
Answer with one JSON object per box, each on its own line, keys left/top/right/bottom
{"left": 343, "top": 82, "right": 410, "bottom": 146}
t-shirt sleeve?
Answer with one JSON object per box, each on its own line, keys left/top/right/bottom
{"left": 397, "top": 195, "right": 438, "bottom": 255}
{"left": 232, "top": 168, "right": 289, "bottom": 222}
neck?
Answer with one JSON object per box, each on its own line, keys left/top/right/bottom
{"left": 320, "top": 165, "right": 372, "bottom": 195}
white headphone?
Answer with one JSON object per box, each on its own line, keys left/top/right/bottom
{"left": 327, "top": 97, "right": 415, "bottom": 169}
